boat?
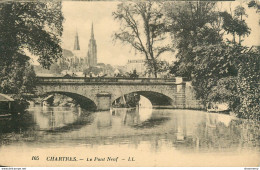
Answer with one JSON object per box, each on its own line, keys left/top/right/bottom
{"left": 207, "top": 102, "right": 230, "bottom": 114}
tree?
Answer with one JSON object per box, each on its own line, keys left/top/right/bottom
{"left": 208, "top": 76, "right": 240, "bottom": 112}
{"left": 236, "top": 47, "right": 260, "bottom": 120}
{"left": 191, "top": 43, "right": 244, "bottom": 104}
{"left": 165, "top": 1, "right": 223, "bottom": 79}
{"left": 191, "top": 42, "right": 260, "bottom": 120}
{"left": 220, "top": 6, "right": 250, "bottom": 44}
{"left": 0, "top": 2, "right": 63, "bottom": 68}
{"left": 113, "top": 1, "right": 172, "bottom": 78}
{"left": 50, "top": 63, "right": 62, "bottom": 75}
{"left": 0, "top": 2, "right": 63, "bottom": 95}
{"left": 165, "top": 1, "right": 258, "bottom": 120}
{"left": 0, "top": 57, "right": 36, "bottom": 94}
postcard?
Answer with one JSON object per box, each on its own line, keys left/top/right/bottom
{"left": 0, "top": 0, "right": 259, "bottom": 167}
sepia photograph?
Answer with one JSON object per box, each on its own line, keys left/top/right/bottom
{"left": 0, "top": 0, "right": 259, "bottom": 167}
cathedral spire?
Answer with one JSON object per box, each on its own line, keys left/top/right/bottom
{"left": 91, "top": 22, "right": 94, "bottom": 39}
{"left": 87, "top": 22, "right": 97, "bottom": 67}
{"left": 74, "top": 29, "right": 80, "bottom": 50}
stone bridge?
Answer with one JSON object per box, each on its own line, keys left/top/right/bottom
{"left": 36, "top": 77, "right": 203, "bottom": 111}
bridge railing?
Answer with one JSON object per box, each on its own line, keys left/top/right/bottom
{"left": 36, "top": 77, "right": 178, "bottom": 84}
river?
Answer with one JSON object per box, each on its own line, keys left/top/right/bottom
{"left": 0, "top": 105, "right": 259, "bottom": 167}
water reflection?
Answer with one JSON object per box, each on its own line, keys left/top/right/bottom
{"left": 96, "top": 111, "right": 112, "bottom": 129}
{"left": 0, "top": 106, "right": 259, "bottom": 159}
{"left": 32, "top": 106, "right": 92, "bottom": 131}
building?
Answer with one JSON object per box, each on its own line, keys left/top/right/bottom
{"left": 126, "top": 59, "right": 146, "bottom": 75}
{"left": 87, "top": 23, "right": 97, "bottom": 67}
{"left": 0, "top": 93, "right": 14, "bottom": 116}
{"left": 74, "top": 30, "right": 80, "bottom": 51}
{"left": 57, "top": 30, "right": 87, "bottom": 72}
{"left": 57, "top": 23, "right": 98, "bottom": 73}
{"left": 72, "top": 29, "right": 87, "bottom": 71}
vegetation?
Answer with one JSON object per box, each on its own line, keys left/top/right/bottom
{"left": 220, "top": 7, "right": 250, "bottom": 44}
{"left": 165, "top": 2, "right": 259, "bottom": 120}
{"left": 113, "top": 1, "right": 173, "bottom": 78}
{"left": 0, "top": 2, "right": 63, "bottom": 111}
{"left": 0, "top": 2, "right": 63, "bottom": 69}
{"left": 192, "top": 42, "right": 259, "bottom": 119}
{"left": 165, "top": 1, "right": 223, "bottom": 80}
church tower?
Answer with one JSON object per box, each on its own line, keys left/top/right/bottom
{"left": 72, "top": 29, "right": 84, "bottom": 71}
{"left": 74, "top": 30, "right": 80, "bottom": 50}
{"left": 87, "top": 23, "right": 97, "bottom": 67}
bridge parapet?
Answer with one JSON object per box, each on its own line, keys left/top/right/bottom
{"left": 36, "top": 77, "right": 179, "bottom": 85}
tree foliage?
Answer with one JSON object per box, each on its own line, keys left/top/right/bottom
{"left": 0, "top": 2, "right": 63, "bottom": 68}
{"left": 165, "top": 1, "right": 259, "bottom": 119}
{"left": 236, "top": 47, "right": 260, "bottom": 119}
{"left": 220, "top": 6, "right": 250, "bottom": 44}
{"left": 0, "top": 2, "right": 63, "bottom": 95}
{"left": 191, "top": 42, "right": 259, "bottom": 120}
{"left": 0, "top": 58, "right": 36, "bottom": 94}
{"left": 191, "top": 43, "right": 241, "bottom": 101}
{"left": 165, "top": 1, "right": 223, "bottom": 79}
{"left": 113, "top": 1, "right": 172, "bottom": 78}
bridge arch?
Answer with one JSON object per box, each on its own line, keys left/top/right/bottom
{"left": 112, "top": 90, "right": 174, "bottom": 107}
{"left": 40, "top": 91, "right": 97, "bottom": 111}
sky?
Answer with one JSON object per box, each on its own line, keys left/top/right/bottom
{"left": 62, "top": 1, "right": 136, "bottom": 66}
{"left": 30, "top": 1, "right": 260, "bottom": 66}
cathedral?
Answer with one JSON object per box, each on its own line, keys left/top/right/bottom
{"left": 58, "top": 23, "right": 97, "bottom": 72}
{"left": 87, "top": 23, "right": 97, "bottom": 67}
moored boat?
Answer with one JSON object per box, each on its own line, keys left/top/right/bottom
{"left": 207, "top": 102, "right": 230, "bottom": 114}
